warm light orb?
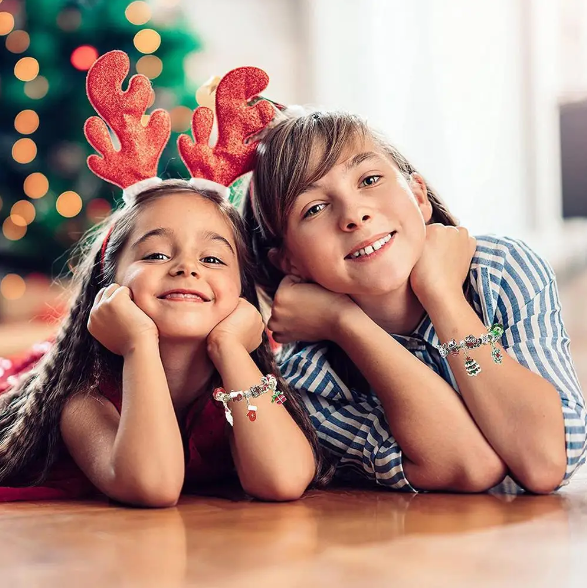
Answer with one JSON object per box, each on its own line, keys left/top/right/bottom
{"left": 2, "top": 217, "right": 27, "bottom": 240}
{"left": 14, "top": 56, "right": 39, "bottom": 82}
{"left": 1, "top": 274, "right": 26, "bottom": 300}
{"left": 170, "top": 106, "right": 192, "bottom": 133}
{"left": 6, "top": 30, "right": 29, "bottom": 53}
{"left": 125, "top": 1, "right": 151, "bottom": 25}
{"left": 12, "top": 138, "right": 37, "bottom": 164}
{"left": 0, "top": 11, "right": 15, "bottom": 36}
{"left": 136, "top": 55, "right": 162, "bottom": 79}
{"left": 133, "top": 29, "right": 161, "bottom": 54}
{"left": 56, "top": 191, "right": 82, "bottom": 218}
{"left": 14, "top": 109, "right": 39, "bottom": 134}
{"left": 24, "top": 76, "right": 48, "bottom": 99}
{"left": 11, "top": 200, "right": 35, "bottom": 226}
{"left": 23, "top": 172, "right": 49, "bottom": 199}
{"left": 70, "top": 45, "right": 98, "bottom": 71}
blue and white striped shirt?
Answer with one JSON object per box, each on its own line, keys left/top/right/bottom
{"left": 278, "top": 236, "right": 587, "bottom": 493}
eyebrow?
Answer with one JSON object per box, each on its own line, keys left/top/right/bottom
{"left": 131, "top": 228, "right": 235, "bottom": 256}
{"left": 343, "top": 151, "right": 382, "bottom": 172}
{"left": 202, "top": 231, "right": 236, "bottom": 256}
{"left": 299, "top": 151, "right": 383, "bottom": 196}
{"left": 131, "top": 227, "right": 173, "bottom": 249}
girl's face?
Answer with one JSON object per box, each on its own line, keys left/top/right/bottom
{"left": 279, "top": 137, "right": 433, "bottom": 297}
{"left": 115, "top": 192, "right": 242, "bottom": 340}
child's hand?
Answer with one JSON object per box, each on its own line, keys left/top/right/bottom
{"left": 410, "top": 224, "right": 476, "bottom": 310}
{"left": 268, "top": 275, "right": 357, "bottom": 344}
{"left": 88, "top": 283, "right": 158, "bottom": 356}
{"left": 207, "top": 298, "right": 264, "bottom": 355}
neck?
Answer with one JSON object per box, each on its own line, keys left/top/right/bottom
{"left": 157, "top": 338, "right": 216, "bottom": 415}
{"left": 351, "top": 281, "right": 425, "bottom": 336}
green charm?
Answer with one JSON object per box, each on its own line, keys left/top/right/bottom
{"left": 489, "top": 323, "right": 504, "bottom": 340}
{"left": 464, "top": 356, "right": 482, "bottom": 377}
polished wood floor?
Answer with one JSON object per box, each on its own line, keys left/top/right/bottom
{"left": 1, "top": 270, "right": 586, "bottom": 587}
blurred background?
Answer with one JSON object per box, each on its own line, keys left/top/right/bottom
{"left": 0, "top": 0, "right": 586, "bottom": 385}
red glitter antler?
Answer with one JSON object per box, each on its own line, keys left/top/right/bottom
{"left": 84, "top": 50, "right": 171, "bottom": 191}
{"left": 178, "top": 67, "right": 275, "bottom": 187}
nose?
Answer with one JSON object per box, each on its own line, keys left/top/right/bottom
{"left": 170, "top": 259, "right": 199, "bottom": 278}
{"left": 339, "top": 202, "right": 372, "bottom": 232}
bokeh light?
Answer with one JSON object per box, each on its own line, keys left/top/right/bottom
{"left": 23, "top": 172, "right": 49, "bottom": 199}
{"left": 1, "top": 274, "right": 26, "bottom": 300}
{"left": 14, "top": 109, "right": 39, "bottom": 134}
{"left": 5, "top": 30, "right": 29, "bottom": 53}
{"left": 14, "top": 56, "right": 39, "bottom": 82}
{"left": 70, "top": 45, "right": 98, "bottom": 71}
{"left": 133, "top": 29, "right": 161, "bottom": 54}
{"left": 56, "top": 191, "right": 82, "bottom": 218}
{"left": 24, "top": 75, "right": 49, "bottom": 99}
{"left": 125, "top": 1, "right": 151, "bottom": 25}
{"left": 11, "top": 200, "right": 36, "bottom": 226}
{"left": 56, "top": 8, "right": 81, "bottom": 32}
{"left": 2, "top": 217, "right": 27, "bottom": 240}
{"left": 86, "top": 198, "right": 112, "bottom": 223}
{"left": 0, "top": 11, "right": 15, "bottom": 36}
{"left": 12, "top": 138, "right": 37, "bottom": 164}
{"left": 136, "top": 55, "right": 162, "bottom": 79}
{"left": 170, "top": 105, "right": 192, "bottom": 132}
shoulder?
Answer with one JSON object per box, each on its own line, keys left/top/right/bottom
{"left": 473, "top": 234, "right": 556, "bottom": 297}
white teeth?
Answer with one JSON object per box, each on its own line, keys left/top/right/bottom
{"left": 164, "top": 293, "right": 203, "bottom": 300}
{"left": 349, "top": 233, "right": 394, "bottom": 259}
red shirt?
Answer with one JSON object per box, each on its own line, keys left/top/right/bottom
{"left": 0, "top": 347, "right": 234, "bottom": 502}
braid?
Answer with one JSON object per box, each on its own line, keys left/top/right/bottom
{"left": 0, "top": 249, "right": 107, "bottom": 485}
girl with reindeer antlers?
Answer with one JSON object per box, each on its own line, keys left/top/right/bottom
{"left": 0, "top": 50, "right": 330, "bottom": 506}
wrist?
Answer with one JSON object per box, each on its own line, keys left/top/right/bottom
{"left": 418, "top": 286, "right": 467, "bottom": 318}
{"left": 207, "top": 337, "right": 248, "bottom": 365}
{"left": 122, "top": 334, "right": 159, "bottom": 358}
{"left": 331, "top": 303, "right": 369, "bottom": 345}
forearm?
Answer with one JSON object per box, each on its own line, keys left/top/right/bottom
{"left": 334, "top": 307, "right": 506, "bottom": 491}
{"left": 426, "top": 295, "right": 567, "bottom": 492}
{"left": 112, "top": 340, "right": 185, "bottom": 501}
{"left": 209, "top": 341, "right": 316, "bottom": 501}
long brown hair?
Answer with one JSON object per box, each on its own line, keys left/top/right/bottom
{"left": 0, "top": 179, "right": 332, "bottom": 487}
{"left": 244, "top": 111, "right": 458, "bottom": 391}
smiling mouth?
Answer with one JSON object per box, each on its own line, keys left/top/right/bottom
{"left": 345, "top": 231, "right": 396, "bottom": 260}
{"left": 158, "top": 290, "right": 210, "bottom": 302}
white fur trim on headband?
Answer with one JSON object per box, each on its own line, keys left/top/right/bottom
{"left": 122, "top": 177, "right": 163, "bottom": 205}
{"left": 189, "top": 177, "right": 231, "bottom": 200}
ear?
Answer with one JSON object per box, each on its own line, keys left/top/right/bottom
{"left": 409, "top": 173, "right": 433, "bottom": 223}
{"left": 268, "top": 247, "right": 303, "bottom": 278}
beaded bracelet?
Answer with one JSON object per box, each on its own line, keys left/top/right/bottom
{"left": 435, "top": 323, "right": 504, "bottom": 377}
{"left": 213, "top": 374, "right": 286, "bottom": 425}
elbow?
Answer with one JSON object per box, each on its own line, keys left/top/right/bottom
{"left": 514, "top": 456, "right": 567, "bottom": 495}
{"left": 454, "top": 453, "right": 509, "bottom": 493}
{"left": 109, "top": 471, "right": 182, "bottom": 508}
{"left": 242, "top": 474, "right": 312, "bottom": 502}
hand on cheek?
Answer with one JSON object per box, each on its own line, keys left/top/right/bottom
{"left": 268, "top": 275, "right": 358, "bottom": 344}
{"left": 409, "top": 224, "right": 477, "bottom": 311}
{"left": 88, "top": 284, "right": 159, "bottom": 356}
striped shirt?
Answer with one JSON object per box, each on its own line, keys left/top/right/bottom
{"left": 278, "top": 236, "right": 587, "bottom": 493}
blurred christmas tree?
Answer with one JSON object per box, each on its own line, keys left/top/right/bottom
{"left": 0, "top": 0, "right": 202, "bottom": 287}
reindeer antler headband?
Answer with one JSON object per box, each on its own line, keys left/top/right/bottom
{"left": 84, "top": 50, "right": 275, "bottom": 203}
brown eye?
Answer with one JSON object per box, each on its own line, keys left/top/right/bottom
{"left": 304, "top": 203, "right": 327, "bottom": 218}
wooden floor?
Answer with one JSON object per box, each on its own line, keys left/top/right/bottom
{"left": 1, "top": 270, "right": 587, "bottom": 587}
{"left": 0, "top": 480, "right": 586, "bottom": 588}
